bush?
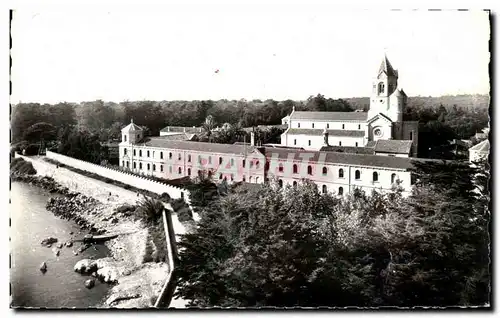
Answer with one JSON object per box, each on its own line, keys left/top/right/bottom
{"left": 23, "top": 144, "right": 40, "bottom": 156}
{"left": 123, "top": 184, "right": 132, "bottom": 190}
{"left": 10, "top": 157, "right": 37, "bottom": 175}
{"left": 136, "top": 197, "right": 165, "bottom": 224}
{"left": 177, "top": 206, "right": 193, "bottom": 223}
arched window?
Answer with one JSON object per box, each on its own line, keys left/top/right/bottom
{"left": 342, "top": 124, "right": 345, "bottom": 129}
{"left": 230, "top": 174, "right": 234, "bottom": 181}
{"left": 293, "top": 164, "right": 298, "bottom": 174}
{"left": 358, "top": 124, "right": 361, "bottom": 130}
{"left": 355, "top": 170, "right": 361, "bottom": 180}
{"left": 308, "top": 140, "right": 311, "bottom": 146}
{"left": 307, "top": 165, "right": 313, "bottom": 175}
{"left": 188, "top": 154, "right": 191, "bottom": 162}
{"left": 242, "top": 159, "right": 246, "bottom": 168}
{"left": 242, "top": 175, "right": 246, "bottom": 182}
{"left": 249, "top": 176, "right": 252, "bottom": 183}
{"left": 139, "top": 150, "right": 142, "bottom": 157}
{"left": 327, "top": 124, "right": 329, "bottom": 128}
{"left": 338, "top": 187, "right": 344, "bottom": 195}
{"left": 122, "top": 160, "right": 124, "bottom": 167}
{"left": 153, "top": 164, "right": 156, "bottom": 171}
{"left": 298, "top": 123, "right": 301, "bottom": 128}
{"left": 230, "top": 158, "right": 234, "bottom": 166}
{"left": 124, "top": 135, "right": 127, "bottom": 142}
{"left": 126, "top": 161, "right": 129, "bottom": 168}
{"left": 339, "top": 141, "right": 342, "bottom": 146}
{"left": 373, "top": 171, "right": 378, "bottom": 182}
{"left": 255, "top": 177, "right": 259, "bottom": 183}
{"left": 355, "top": 142, "right": 358, "bottom": 147}
{"left": 339, "top": 168, "right": 344, "bottom": 178}
{"left": 160, "top": 152, "right": 163, "bottom": 159}
{"left": 178, "top": 167, "right": 182, "bottom": 174}
{"left": 322, "top": 185, "right": 327, "bottom": 194}
{"left": 410, "top": 131, "right": 414, "bottom": 140}
{"left": 278, "top": 164, "right": 284, "bottom": 173}
{"left": 219, "top": 173, "right": 223, "bottom": 180}
{"left": 294, "top": 139, "right": 297, "bottom": 145}
{"left": 209, "top": 156, "right": 212, "bottom": 164}
{"left": 169, "top": 152, "right": 172, "bottom": 159}
{"left": 188, "top": 168, "right": 191, "bottom": 176}
{"left": 293, "top": 181, "right": 297, "bottom": 188}
{"left": 208, "top": 170, "right": 212, "bottom": 177}
{"left": 223, "top": 176, "right": 227, "bottom": 181}
{"left": 256, "top": 160, "right": 260, "bottom": 168}
{"left": 160, "top": 165, "right": 163, "bottom": 172}
{"left": 322, "top": 167, "right": 327, "bottom": 175}
{"left": 378, "top": 82, "right": 385, "bottom": 94}
{"left": 178, "top": 153, "right": 181, "bottom": 160}
{"left": 278, "top": 179, "right": 283, "bottom": 188}
{"left": 133, "top": 162, "right": 136, "bottom": 169}
{"left": 219, "top": 157, "right": 223, "bottom": 165}
{"left": 139, "top": 162, "right": 143, "bottom": 169}
{"left": 133, "top": 149, "right": 136, "bottom": 156}
{"left": 312, "top": 123, "right": 315, "bottom": 128}
{"left": 391, "top": 173, "right": 397, "bottom": 183}
{"left": 124, "top": 149, "right": 128, "bottom": 155}
{"left": 147, "top": 150, "right": 150, "bottom": 157}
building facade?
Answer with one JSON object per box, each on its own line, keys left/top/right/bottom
{"left": 280, "top": 55, "right": 419, "bottom": 155}
{"left": 119, "top": 122, "right": 415, "bottom": 196}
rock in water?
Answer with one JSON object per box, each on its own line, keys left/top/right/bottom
{"left": 84, "top": 278, "right": 96, "bottom": 289}
{"left": 41, "top": 237, "right": 58, "bottom": 246}
{"left": 74, "top": 259, "right": 97, "bottom": 274}
{"left": 56, "top": 243, "right": 63, "bottom": 249}
{"left": 52, "top": 248, "right": 60, "bottom": 256}
{"left": 65, "top": 241, "right": 73, "bottom": 247}
{"left": 40, "top": 262, "right": 47, "bottom": 273}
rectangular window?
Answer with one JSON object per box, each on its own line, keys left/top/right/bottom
{"left": 410, "top": 131, "right": 413, "bottom": 140}
{"left": 294, "top": 139, "right": 297, "bottom": 145}
{"left": 133, "top": 149, "right": 136, "bottom": 156}
{"left": 160, "top": 152, "right": 163, "bottom": 159}
{"left": 312, "top": 123, "right": 315, "bottom": 128}
{"left": 342, "top": 124, "right": 345, "bottom": 129}
{"left": 122, "top": 160, "right": 124, "bottom": 166}
{"left": 188, "top": 154, "right": 191, "bottom": 162}
{"left": 355, "top": 142, "right": 358, "bottom": 147}
{"left": 327, "top": 124, "right": 329, "bottom": 129}
{"left": 298, "top": 123, "right": 301, "bottom": 128}
{"left": 339, "top": 141, "right": 342, "bottom": 146}
{"left": 242, "top": 159, "right": 246, "bottom": 168}
{"left": 160, "top": 165, "right": 163, "bottom": 172}
{"left": 124, "top": 149, "right": 127, "bottom": 155}
{"left": 124, "top": 135, "right": 127, "bottom": 142}
{"left": 308, "top": 140, "right": 311, "bottom": 146}
{"left": 147, "top": 151, "right": 150, "bottom": 158}
{"left": 358, "top": 124, "right": 361, "bottom": 130}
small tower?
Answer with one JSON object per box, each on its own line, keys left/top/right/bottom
{"left": 121, "top": 119, "right": 143, "bottom": 144}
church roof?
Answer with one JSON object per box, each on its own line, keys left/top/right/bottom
{"left": 319, "top": 145, "right": 375, "bottom": 155}
{"left": 469, "top": 139, "right": 489, "bottom": 153}
{"left": 378, "top": 55, "right": 398, "bottom": 77}
{"left": 160, "top": 126, "right": 204, "bottom": 133}
{"left": 287, "top": 128, "right": 365, "bottom": 137}
{"left": 290, "top": 111, "right": 368, "bottom": 122}
{"left": 373, "top": 140, "right": 413, "bottom": 154}
{"left": 121, "top": 120, "right": 143, "bottom": 132}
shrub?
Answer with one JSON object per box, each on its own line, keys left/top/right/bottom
{"left": 177, "top": 206, "right": 193, "bottom": 223}
{"left": 23, "top": 144, "right": 40, "bottom": 156}
{"left": 136, "top": 197, "right": 165, "bottom": 224}
{"left": 10, "top": 157, "right": 37, "bottom": 175}
{"left": 123, "top": 184, "right": 132, "bottom": 190}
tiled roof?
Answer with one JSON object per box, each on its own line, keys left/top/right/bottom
{"left": 365, "top": 141, "right": 376, "bottom": 148}
{"left": 121, "top": 122, "right": 143, "bottom": 132}
{"left": 374, "top": 140, "right": 413, "bottom": 154}
{"left": 160, "top": 126, "right": 204, "bottom": 133}
{"left": 319, "top": 145, "right": 375, "bottom": 155}
{"left": 264, "top": 147, "right": 414, "bottom": 170}
{"left": 155, "top": 133, "right": 196, "bottom": 141}
{"left": 135, "top": 138, "right": 258, "bottom": 156}
{"left": 287, "top": 128, "right": 365, "bottom": 137}
{"left": 469, "top": 139, "right": 489, "bottom": 152}
{"left": 290, "top": 111, "right": 368, "bottom": 121}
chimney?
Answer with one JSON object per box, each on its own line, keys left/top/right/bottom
{"left": 250, "top": 131, "right": 255, "bottom": 146}
{"left": 323, "top": 128, "right": 329, "bottom": 146}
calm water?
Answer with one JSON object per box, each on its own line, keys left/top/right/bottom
{"left": 10, "top": 182, "right": 111, "bottom": 308}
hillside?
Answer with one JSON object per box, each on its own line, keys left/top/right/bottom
{"left": 345, "top": 94, "right": 490, "bottom": 111}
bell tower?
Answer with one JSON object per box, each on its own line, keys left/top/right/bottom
{"left": 368, "top": 54, "right": 399, "bottom": 120}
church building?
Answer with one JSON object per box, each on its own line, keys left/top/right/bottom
{"left": 280, "top": 55, "right": 419, "bottom": 157}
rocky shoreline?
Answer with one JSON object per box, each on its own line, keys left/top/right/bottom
{"left": 13, "top": 173, "right": 169, "bottom": 308}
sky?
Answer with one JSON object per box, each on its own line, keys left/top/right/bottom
{"left": 10, "top": 7, "right": 491, "bottom": 104}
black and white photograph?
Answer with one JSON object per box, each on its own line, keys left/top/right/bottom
{"left": 8, "top": 5, "right": 492, "bottom": 310}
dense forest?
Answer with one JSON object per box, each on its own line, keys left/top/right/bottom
{"left": 174, "top": 159, "right": 490, "bottom": 307}
{"left": 10, "top": 94, "right": 489, "bottom": 160}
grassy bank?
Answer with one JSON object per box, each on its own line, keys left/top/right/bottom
{"left": 10, "top": 157, "right": 37, "bottom": 176}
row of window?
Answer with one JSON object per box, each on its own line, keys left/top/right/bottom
{"left": 278, "top": 164, "right": 397, "bottom": 183}
{"left": 297, "top": 123, "right": 363, "bottom": 130}
{"left": 295, "top": 139, "right": 359, "bottom": 147}
{"left": 123, "top": 149, "right": 258, "bottom": 168}
{"left": 277, "top": 179, "right": 345, "bottom": 195}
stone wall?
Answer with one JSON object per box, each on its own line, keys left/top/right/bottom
{"left": 45, "top": 151, "right": 191, "bottom": 204}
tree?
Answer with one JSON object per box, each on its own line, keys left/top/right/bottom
{"left": 23, "top": 122, "right": 57, "bottom": 154}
